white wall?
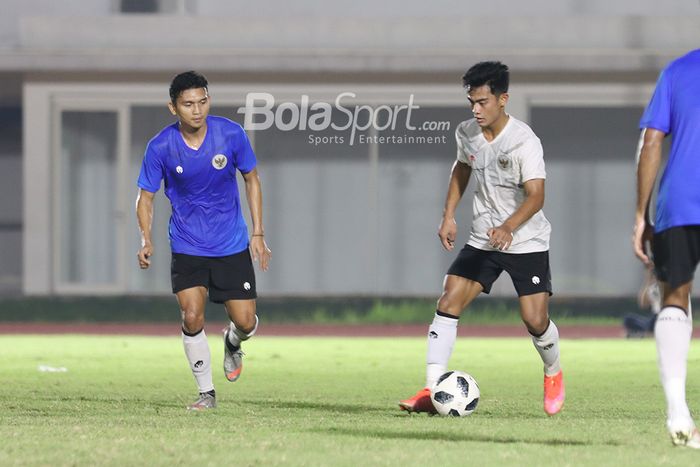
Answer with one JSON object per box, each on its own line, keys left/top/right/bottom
{"left": 24, "top": 81, "right": 679, "bottom": 297}
{"left": 0, "top": 0, "right": 111, "bottom": 46}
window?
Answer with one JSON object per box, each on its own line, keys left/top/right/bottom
{"left": 119, "top": 0, "right": 159, "bottom": 13}
{"left": 118, "top": 0, "right": 193, "bottom": 14}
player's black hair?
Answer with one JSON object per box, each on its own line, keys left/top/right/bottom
{"left": 169, "top": 70, "right": 209, "bottom": 103}
{"left": 461, "top": 61, "right": 509, "bottom": 96}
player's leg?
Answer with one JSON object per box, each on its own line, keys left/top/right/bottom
{"left": 656, "top": 281, "right": 698, "bottom": 447}
{"left": 519, "top": 292, "right": 561, "bottom": 375}
{"left": 652, "top": 226, "right": 700, "bottom": 447}
{"left": 506, "top": 250, "right": 563, "bottom": 415}
{"left": 520, "top": 292, "right": 564, "bottom": 416}
{"left": 399, "top": 275, "right": 483, "bottom": 413}
{"left": 519, "top": 292, "right": 564, "bottom": 415}
{"left": 171, "top": 253, "right": 216, "bottom": 410}
{"left": 400, "top": 245, "right": 498, "bottom": 413}
{"left": 209, "top": 249, "right": 258, "bottom": 382}
{"left": 520, "top": 292, "right": 559, "bottom": 373}
{"left": 222, "top": 299, "right": 258, "bottom": 382}
{"left": 177, "top": 286, "right": 216, "bottom": 410}
{"left": 427, "top": 275, "right": 484, "bottom": 388}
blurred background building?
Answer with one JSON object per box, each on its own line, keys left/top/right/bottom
{"left": 2, "top": 0, "right": 700, "bottom": 298}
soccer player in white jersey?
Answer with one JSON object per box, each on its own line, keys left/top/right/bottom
{"left": 634, "top": 49, "right": 700, "bottom": 448}
{"left": 399, "top": 61, "right": 564, "bottom": 416}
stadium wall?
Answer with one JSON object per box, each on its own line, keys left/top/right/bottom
{"left": 2, "top": 2, "right": 700, "bottom": 300}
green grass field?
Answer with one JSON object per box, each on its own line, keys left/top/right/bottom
{"left": 1, "top": 335, "right": 699, "bottom": 466}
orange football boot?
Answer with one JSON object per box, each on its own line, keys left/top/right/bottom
{"left": 399, "top": 387, "right": 438, "bottom": 414}
{"left": 543, "top": 370, "right": 565, "bottom": 416}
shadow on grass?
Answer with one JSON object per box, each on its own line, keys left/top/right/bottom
{"left": 309, "top": 427, "right": 621, "bottom": 447}
{"left": 235, "top": 399, "right": 559, "bottom": 421}
{"left": 237, "top": 399, "right": 385, "bottom": 414}
{"left": 25, "top": 395, "right": 186, "bottom": 411}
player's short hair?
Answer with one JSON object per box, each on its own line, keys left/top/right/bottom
{"left": 169, "top": 71, "right": 209, "bottom": 103}
{"left": 462, "top": 61, "right": 509, "bottom": 96}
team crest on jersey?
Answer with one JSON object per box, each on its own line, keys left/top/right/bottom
{"left": 212, "top": 154, "right": 227, "bottom": 170}
{"left": 497, "top": 155, "right": 511, "bottom": 170}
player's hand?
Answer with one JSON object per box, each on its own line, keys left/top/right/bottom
{"left": 250, "top": 235, "right": 271, "bottom": 272}
{"left": 438, "top": 217, "right": 458, "bottom": 251}
{"left": 137, "top": 242, "right": 153, "bottom": 269}
{"left": 632, "top": 217, "right": 654, "bottom": 265}
{"left": 487, "top": 224, "right": 514, "bottom": 251}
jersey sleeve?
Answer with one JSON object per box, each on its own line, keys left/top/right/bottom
{"left": 640, "top": 68, "right": 672, "bottom": 134}
{"left": 232, "top": 127, "right": 257, "bottom": 174}
{"left": 137, "top": 141, "right": 164, "bottom": 193}
{"left": 519, "top": 137, "right": 546, "bottom": 183}
{"left": 455, "top": 125, "right": 470, "bottom": 164}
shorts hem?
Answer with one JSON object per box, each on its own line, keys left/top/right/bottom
{"left": 516, "top": 289, "right": 553, "bottom": 298}
{"left": 209, "top": 292, "right": 258, "bottom": 304}
{"left": 445, "top": 272, "right": 491, "bottom": 294}
{"left": 172, "top": 283, "right": 208, "bottom": 294}
{"left": 656, "top": 273, "right": 694, "bottom": 291}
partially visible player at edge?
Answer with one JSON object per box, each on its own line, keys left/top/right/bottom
{"left": 399, "top": 61, "right": 564, "bottom": 416}
{"left": 633, "top": 48, "right": 700, "bottom": 448}
{"left": 136, "top": 71, "right": 271, "bottom": 411}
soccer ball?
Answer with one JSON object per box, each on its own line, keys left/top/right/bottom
{"left": 430, "top": 370, "right": 480, "bottom": 416}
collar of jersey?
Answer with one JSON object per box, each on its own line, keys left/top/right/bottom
{"left": 177, "top": 119, "right": 210, "bottom": 155}
{"left": 477, "top": 114, "right": 512, "bottom": 146}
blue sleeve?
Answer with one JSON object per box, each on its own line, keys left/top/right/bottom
{"left": 137, "top": 141, "right": 164, "bottom": 193}
{"left": 640, "top": 68, "right": 672, "bottom": 134}
{"left": 232, "top": 127, "right": 257, "bottom": 174}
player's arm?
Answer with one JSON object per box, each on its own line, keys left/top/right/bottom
{"left": 439, "top": 160, "right": 472, "bottom": 251}
{"left": 633, "top": 128, "right": 665, "bottom": 265}
{"left": 136, "top": 188, "right": 155, "bottom": 269}
{"left": 488, "top": 178, "right": 544, "bottom": 251}
{"left": 241, "top": 168, "right": 271, "bottom": 271}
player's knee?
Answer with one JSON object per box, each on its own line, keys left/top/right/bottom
{"left": 437, "top": 293, "right": 463, "bottom": 316}
{"left": 236, "top": 314, "right": 257, "bottom": 334}
{"left": 523, "top": 314, "right": 548, "bottom": 335}
{"left": 181, "top": 307, "right": 204, "bottom": 331}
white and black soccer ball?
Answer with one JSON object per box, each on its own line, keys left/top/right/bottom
{"left": 430, "top": 370, "right": 480, "bottom": 417}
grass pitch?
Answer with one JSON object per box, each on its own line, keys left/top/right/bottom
{"left": 1, "top": 334, "right": 699, "bottom": 466}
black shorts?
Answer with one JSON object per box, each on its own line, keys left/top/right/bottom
{"left": 446, "top": 244, "right": 552, "bottom": 296}
{"left": 171, "top": 249, "right": 257, "bottom": 303}
{"left": 653, "top": 225, "right": 700, "bottom": 289}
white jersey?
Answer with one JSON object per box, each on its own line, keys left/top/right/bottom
{"left": 455, "top": 115, "right": 551, "bottom": 254}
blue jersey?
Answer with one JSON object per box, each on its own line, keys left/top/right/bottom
{"left": 137, "top": 116, "right": 257, "bottom": 256}
{"left": 640, "top": 49, "right": 700, "bottom": 233}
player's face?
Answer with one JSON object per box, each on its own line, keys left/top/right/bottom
{"left": 467, "top": 85, "right": 508, "bottom": 128}
{"left": 169, "top": 87, "right": 210, "bottom": 130}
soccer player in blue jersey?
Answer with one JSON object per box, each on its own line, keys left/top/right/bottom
{"left": 136, "top": 71, "right": 271, "bottom": 410}
{"left": 634, "top": 49, "right": 700, "bottom": 448}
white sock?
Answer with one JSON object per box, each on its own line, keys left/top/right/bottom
{"left": 531, "top": 320, "right": 561, "bottom": 376}
{"left": 426, "top": 312, "right": 459, "bottom": 389}
{"left": 655, "top": 306, "right": 693, "bottom": 429}
{"left": 227, "top": 315, "right": 259, "bottom": 349}
{"left": 182, "top": 329, "right": 214, "bottom": 393}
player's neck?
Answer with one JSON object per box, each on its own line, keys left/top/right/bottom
{"left": 481, "top": 113, "right": 509, "bottom": 142}
{"left": 179, "top": 121, "right": 208, "bottom": 149}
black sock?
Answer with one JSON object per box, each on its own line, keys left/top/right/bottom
{"left": 436, "top": 309, "right": 459, "bottom": 320}
{"left": 182, "top": 327, "right": 203, "bottom": 337}
{"left": 224, "top": 335, "right": 240, "bottom": 353}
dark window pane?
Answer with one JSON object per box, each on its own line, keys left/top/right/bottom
{"left": 121, "top": 0, "right": 159, "bottom": 13}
